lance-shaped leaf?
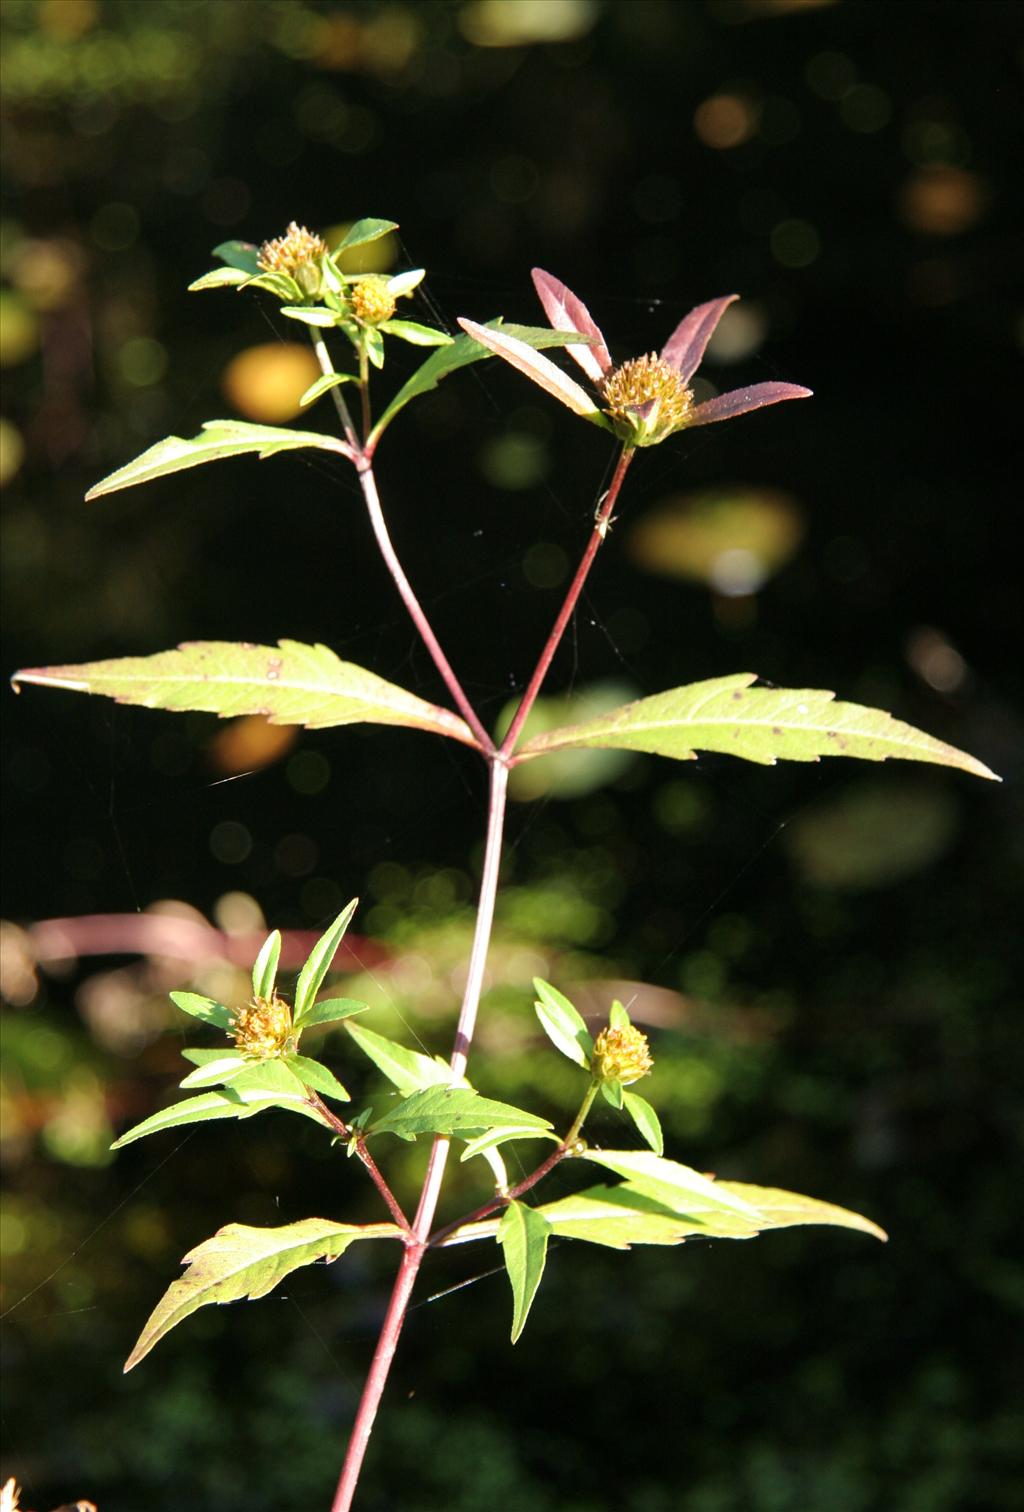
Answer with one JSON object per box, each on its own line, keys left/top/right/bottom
{"left": 370, "top": 1086, "right": 552, "bottom": 1142}
{"left": 111, "top": 1085, "right": 321, "bottom": 1149}
{"left": 333, "top": 217, "right": 399, "bottom": 255}
{"left": 179, "top": 1050, "right": 250, "bottom": 1090}
{"left": 252, "top": 930, "right": 282, "bottom": 1001}
{"left": 295, "top": 997, "right": 369, "bottom": 1031}
{"left": 368, "top": 323, "right": 594, "bottom": 446}
{"left": 84, "top": 420, "right": 354, "bottom": 500}
{"left": 497, "top": 1202, "right": 552, "bottom": 1343}
{"left": 579, "top": 1149, "right": 762, "bottom": 1219}
{"left": 168, "top": 991, "right": 233, "bottom": 1030}
{"left": 188, "top": 267, "right": 250, "bottom": 292}
{"left": 283, "top": 1054, "right": 350, "bottom": 1102}
{"left": 460, "top": 1126, "right": 560, "bottom": 1162}
{"left": 345, "top": 1022, "right": 454, "bottom": 1094}
{"left": 124, "top": 1217, "right": 401, "bottom": 1371}
{"left": 622, "top": 1091, "right": 663, "bottom": 1155}
{"left": 377, "top": 319, "right": 453, "bottom": 347}
{"left": 299, "top": 372, "right": 357, "bottom": 407}
{"left": 12, "top": 640, "right": 477, "bottom": 747}
{"left": 213, "top": 240, "right": 261, "bottom": 274}
{"left": 533, "top": 978, "right": 593, "bottom": 1069}
{"left": 515, "top": 673, "right": 997, "bottom": 780}
{"left": 458, "top": 319, "right": 608, "bottom": 424}
{"left": 293, "top": 901, "right": 358, "bottom": 1022}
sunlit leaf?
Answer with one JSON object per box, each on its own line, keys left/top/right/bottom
{"left": 533, "top": 978, "right": 593, "bottom": 1068}
{"left": 334, "top": 218, "right": 400, "bottom": 254}
{"left": 293, "top": 900, "right": 358, "bottom": 1022}
{"left": 82, "top": 419, "right": 353, "bottom": 499}
{"left": 600, "top": 1079, "right": 624, "bottom": 1110}
{"left": 168, "top": 991, "right": 232, "bottom": 1030}
{"left": 179, "top": 1051, "right": 250, "bottom": 1090}
{"left": 622, "top": 1091, "right": 663, "bottom": 1154}
{"left": 188, "top": 267, "right": 250, "bottom": 292}
{"left": 386, "top": 268, "right": 425, "bottom": 297}
{"left": 111, "top": 1086, "right": 321, "bottom": 1149}
{"left": 252, "top": 930, "right": 281, "bottom": 1001}
{"left": 377, "top": 319, "right": 453, "bottom": 347}
{"left": 280, "top": 306, "right": 339, "bottom": 327}
{"left": 497, "top": 1202, "right": 551, "bottom": 1343}
{"left": 299, "top": 371, "right": 358, "bottom": 407}
{"left": 124, "top": 1217, "right": 401, "bottom": 1371}
{"left": 458, "top": 318, "right": 605, "bottom": 422}
{"left": 579, "top": 1150, "right": 762, "bottom": 1218}
{"left": 226, "top": 1058, "right": 309, "bottom": 1099}
{"left": 12, "top": 641, "right": 478, "bottom": 747}
{"left": 344, "top": 1022, "right": 453, "bottom": 1094}
{"left": 284, "top": 1054, "right": 350, "bottom": 1102}
{"left": 212, "top": 240, "right": 261, "bottom": 275}
{"left": 370, "top": 1087, "right": 552, "bottom": 1142}
{"left": 515, "top": 674, "right": 998, "bottom": 780}
{"left": 296, "top": 997, "right": 369, "bottom": 1031}
{"left": 459, "top": 1126, "right": 560, "bottom": 1162}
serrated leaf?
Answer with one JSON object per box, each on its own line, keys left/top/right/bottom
{"left": 370, "top": 1087, "right": 552, "bottom": 1142}
{"left": 188, "top": 267, "right": 250, "bottom": 292}
{"left": 284, "top": 1054, "right": 350, "bottom": 1102}
{"left": 252, "top": 930, "right": 281, "bottom": 1001}
{"left": 459, "top": 1126, "right": 560, "bottom": 1162}
{"left": 299, "top": 372, "right": 357, "bottom": 407}
{"left": 335, "top": 218, "right": 399, "bottom": 254}
{"left": 111, "top": 1087, "right": 322, "bottom": 1148}
{"left": 533, "top": 978, "right": 593, "bottom": 1069}
{"left": 368, "top": 324, "right": 594, "bottom": 447}
{"left": 281, "top": 305, "right": 338, "bottom": 327}
{"left": 12, "top": 640, "right": 477, "bottom": 746}
{"left": 213, "top": 240, "right": 261, "bottom": 274}
{"left": 377, "top": 319, "right": 453, "bottom": 347}
{"left": 497, "top": 1202, "right": 551, "bottom": 1344}
{"left": 295, "top": 996, "right": 369, "bottom": 1030}
{"left": 344, "top": 1022, "right": 453, "bottom": 1094}
{"left": 293, "top": 900, "right": 358, "bottom": 1022}
{"left": 580, "top": 1150, "right": 762, "bottom": 1219}
{"left": 124, "top": 1217, "right": 401, "bottom": 1371}
{"left": 515, "top": 674, "right": 998, "bottom": 781}
{"left": 168, "top": 991, "right": 233, "bottom": 1029}
{"left": 81, "top": 419, "right": 353, "bottom": 499}
{"left": 179, "top": 1052, "right": 250, "bottom": 1089}
{"left": 622, "top": 1091, "right": 663, "bottom": 1154}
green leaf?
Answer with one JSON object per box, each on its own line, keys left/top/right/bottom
{"left": 714, "top": 1181, "right": 887, "bottom": 1242}
{"left": 370, "top": 1087, "right": 552, "bottom": 1142}
{"left": 579, "top": 1150, "right": 762, "bottom": 1219}
{"left": 344, "top": 1022, "right": 453, "bottom": 1094}
{"left": 12, "top": 640, "right": 477, "bottom": 747}
{"left": 608, "top": 999, "right": 630, "bottom": 1030}
{"left": 515, "top": 674, "right": 998, "bottom": 781}
{"left": 241, "top": 271, "right": 302, "bottom": 301}
{"left": 223, "top": 1057, "right": 310, "bottom": 1100}
{"left": 368, "top": 324, "right": 594, "bottom": 447}
{"left": 168, "top": 991, "right": 233, "bottom": 1030}
{"left": 459, "top": 1126, "right": 560, "bottom": 1162}
{"left": 299, "top": 372, "right": 357, "bottom": 407}
{"left": 284, "top": 1054, "right": 350, "bottom": 1102}
{"left": 533, "top": 978, "right": 593, "bottom": 1069}
{"left": 188, "top": 267, "right": 250, "bottom": 292}
{"left": 497, "top": 1202, "right": 551, "bottom": 1344}
{"left": 386, "top": 268, "right": 425, "bottom": 297}
{"left": 280, "top": 305, "right": 339, "bottom": 327}
{"left": 179, "top": 1051, "right": 250, "bottom": 1089}
{"left": 600, "top": 1079, "right": 624, "bottom": 1111}
{"left": 364, "top": 327, "right": 385, "bottom": 369}
{"left": 111, "top": 1087, "right": 322, "bottom": 1148}
{"left": 377, "top": 319, "right": 453, "bottom": 347}
{"left": 295, "top": 996, "right": 369, "bottom": 1030}
{"left": 293, "top": 900, "right": 358, "bottom": 1022}
{"left": 212, "top": 240, "right": 261, "bottom": 274}
{"left": 124, "top": 1217, "right": 401, "bottom": 1371}
{"left": 252, "top": 930, "right": 281, "bottom": 1001}
{"left": 335, "top": 218, "right": 399, "bottom": 254}
{"left": 622, "top": 1091, "right": 663, "bottom": 1155}
{"left": 82, "top": 419, "right": 353, "bottom": 499}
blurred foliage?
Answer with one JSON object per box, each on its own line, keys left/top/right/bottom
{"left": 1, "top": 0, "right": 1022, "bottom": 1509}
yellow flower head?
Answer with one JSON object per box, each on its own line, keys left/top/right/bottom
{"left": 257, "top": 222, "right": 327, "bottom": 296}
{"left": 350, "top": 275, "right": 397, "bottom": 326}
{"left": 591, "top": 1024, "right": 654, "bottom": 1086}
{"left": 230, "top": 993, "right": 293, "bottom": 1057}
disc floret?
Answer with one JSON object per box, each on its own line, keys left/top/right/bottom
{"left": 230, "top": 992, "right": 295, "bottom": 1057}
{"left": 601, "top": 353, "right": 694, "bottom": 446}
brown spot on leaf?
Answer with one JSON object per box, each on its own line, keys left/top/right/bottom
{"left": 266, "top": 657, "right": 284, "bottom": 680}
{"left": 772, "top": 726, "right": 783, "bottom": 736}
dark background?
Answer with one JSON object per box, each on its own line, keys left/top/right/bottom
{"left": 2, "top": 2, "right": 1021, "bottom": 1509}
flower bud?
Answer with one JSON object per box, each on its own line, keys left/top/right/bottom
{"left": 257, "top": 221, "right": 327, "bottom": 296}
{"left": 591, "top": 1024, "right": 653, "bottom": 1086}
{"left": 230, "top": 993, "right": 293, "bottom": 1057}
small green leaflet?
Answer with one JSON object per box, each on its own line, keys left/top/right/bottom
{"left": 579, "top": 1150, "right": 761, "bottom": 1219}
{"left": 294, "top": 900, "right": 358, "bottom": 1022}
{"left": 212, "top": 240, "right": 261, "bottom": 274}
{"left": 284, "top": 1054, "right": 350, "bottom": 1102}
{"left": 334, "top": 218, "right": 399, "bottom": 255}
{"left": 252, "top": 930, "right": 281, "bottom": 1001}
{"left": 369, "top": 1087, "right": 552, "bottom": 1142}
{"left": 514, "top": 674, "right": 998, "bottom": 780}
{"left": 533, "top": 978, "right": 593, "bottom": 1069}
{"left": 12, "top": 640, "right": 477, "bottom": 747}
{"left": 123, "top": 1217, "right": 402, "bottom": 1371}
{"left": 168, "top": 991, "right": 233, "bottom": 1030}
{"left": 83, "top": 420, "right": 354, "bottom": 500}
{"left": 621, "top": 1090, "right": 663, "bottom": 1155}
{"left": 368, "top": 324, "right": 594, "bottom": 447}
{"left": 497, "top": 1202, "right": 552, "bottom": 1343}
{"left": 295, "top": 997, "right": 369, "bottom": 1031}
{"left": 345, "top": 1022, "right": 453, "bottom": 1095}
{"left": 111, "top": 1086, "right": 322, "bottom": 1149}
{"left": 299, "top": 372, "right": 357, "bottom": 408}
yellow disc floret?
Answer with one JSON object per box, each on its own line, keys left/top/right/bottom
{"left": 230, "top": 992, "right": 294, "bottom": 1057}
{"left": 600, "top": 354, "right": 693, "bottom": 445}
{"left": 591, "top": 1024, "right": 654, "bottom": 1085}
{"left": 350, "top": 275, "right": 397, "bottom": 326}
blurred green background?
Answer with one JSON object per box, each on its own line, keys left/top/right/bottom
{"left": 1, "top": 1, "right": 1021, "bottom": 1508}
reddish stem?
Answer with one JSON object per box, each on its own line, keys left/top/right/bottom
{"left": 307, "top": 1092, "right": 412, "bottom": 1235}
{"left": 499, "top": 446, "right": 633, "bottom": 758}
{"left": 428, "top": 1140, "right": 573, "bottom": 1249}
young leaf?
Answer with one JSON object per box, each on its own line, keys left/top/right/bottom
{"left": 344, "top": 1022, "right": 453, "bottom": 1094}
{"left": 299, "top": 372, "right": 357, "bottom": 407}
{"left": 240, "top": 271, "right": 302, "bottom": 301}
{"left": 179, "top": 1052, "right": 250, "bottom": 1090}
{"left": 515, "top": 674, "right": 998, "bottom": 780}
{"left": 168, "top": 991, "right": 233, "bottom": 1030}
{"left": 213, "top": 240, "right": 261, "bottom": 274}
{"left": 226, "top": 1057, "right": 308, "bottom": 1100}
{"left": 82, "top": 419, "right": 354, "bottom": 499}
{"left": 111, "top": 1087, "right": 322, "bottom": 1148}
{"left": 608, "top": 1000, "right": 630, "bottom": 1030}
{"left": 368, "top": 324, "right": 595, "bottom": 446}
{"left": 252, "top": 930, "right": 281, "bottom": 1001}
{"left": 370, "top": 1087, "right": 552, "bottom": 1142}
{"left": 280, "top": 305, "right": 339, "bottom": 327}
{"left": 284, "top": 1054, "right": 350, "bottom": 1102}
{"left": 377, "top": 319, "right": 453, "bottom": 347}
{"left": 579, "top": 1150, "right": 762, "bottom": 1219}
{"left": 386, "top": 268, "right": 425, "bottom": 297}
{"left": 293, "top": 900, "right": 358, "bottom": 1022}
{"left": 12, "top": 640, "right": 477, "bottom": 747}
{"left": 497, "top": 1202, "right": 552, "bottom": 1344}
{"left": 334, "top": 217, "right": 399, "bottom": 254}
{"left": 533, "top": 978, "right": 593, "bottom": 1069}
{"left": 622, "top": 1091, "right": 663, "bottom": 1155}
{"left": 364, "top": 327, "right": 385, "bottom": 369}
{"left": 600, "top": 1079, "right": 624, "bottom": 1111}
{"left": 188, "top": 267, "right": 250, "bottom": 292}
{"left": 459, "top": 1126, "right": 561, "bottom": 1162}
{"left": 295, "top": 996, "right": 369, "bottom": 1031}
{"left": 124, "top": 1217, "right": 402, "bottom": 1371}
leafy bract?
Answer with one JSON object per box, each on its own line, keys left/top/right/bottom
{"left": 533, "top": 978, "right": 593, "bottom": 1069}
{"left": 497, "top": 1202, "right": 551, "bottom": 1343}
{"left": 368, "top": 324, "right": 594, "bottom": 447}
{"left": 12, "top": 641, "right": 477, "bottom": 747}
{"left": 369, "top": 1087, "right": 552, "bottom": 1142}
{"left": 514, "top": 674, "right": 998, "bottom": 780}
{"left": 579, "top": 1150, "right": 761, "bottom": 1219}
{"left": 621, "top": 1091, "right": 663, "bottom": 1155}
{"left": 124, "top": 1217, "right": 401, "bottom": 1371}
{"left": 252, "top": 930, "right": 281, "bottom": 1002}
{"left": 168, "top": 991, "right": 232, "bottom": 1030}
{"left": 345, "top": 1022, "right": 453, "bottom": 1095}
{"left": 294, "top": 901, "right": 358, "bottom": 1022}
{"left": 296, "top": 997, "right": 369, "bottom": 1031}
{"left": 83, "top": 420, "right": 353, "bottom": 500}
